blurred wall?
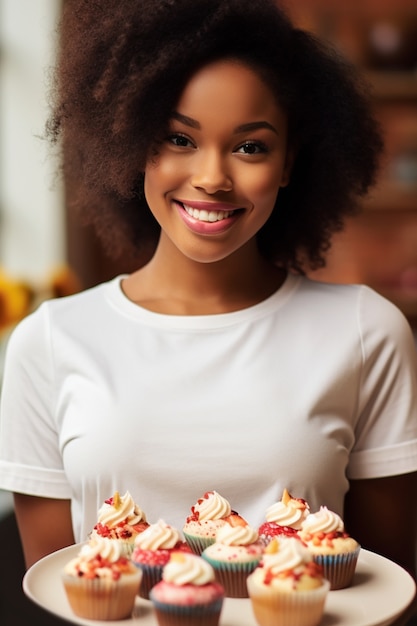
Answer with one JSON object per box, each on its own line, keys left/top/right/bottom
{"left": 0, "top": 0, "right": 64, "bottom": 285}
{"left": 285, "top": 0, "right": 417, "bottom": 329}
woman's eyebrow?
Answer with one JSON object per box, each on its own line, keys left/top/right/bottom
{"left": 234, "top": 121, "right": 279, "bottom": 135}
{"left": 171, "top": 111, "right": 200, "bottom": 129}
{"left": 171, "top": 112, "right": 279, "bottom": 136}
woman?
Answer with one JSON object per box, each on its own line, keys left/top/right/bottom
{"left": 0, "top": 3, "right": 416, "bottom": 616}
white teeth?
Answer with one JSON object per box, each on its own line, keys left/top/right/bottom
{"left": 183, "top": 204, "right": 234, "bottom": 222}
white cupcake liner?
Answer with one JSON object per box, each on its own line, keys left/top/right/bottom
{"left": 247, "top": 577, "right": 330, "bottom": 626}
{"left": 62, "top": 571, "right": 142, "bottom": 620}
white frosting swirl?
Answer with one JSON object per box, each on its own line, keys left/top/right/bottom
{"left": 265, "top": 491, "right": 309, "bottom": 529}
{"left": 162, "top": 553, "right": 215, "bottom": 586}
{"left": 81, "top": 536, "right": 122, "bottom": 562}
{"left": 301, "top": 506, "right": 344, "bottom": 535}
{"left": 262, "top": 537, "right": 313, "bottom": 574}
{"left": 192, "top": 491, "right": 231, "bottom": 521}
{"left": 64, "top": 537, "right": 122, "bottom": 577}
{"left": 97, "top": 491, "right": 146, "bottom": 526}
{"left": 134, "top": 519, "right": 180, "bottom": 550}
{"left": 215, "top": 523, "right": 258, "bottom": 546}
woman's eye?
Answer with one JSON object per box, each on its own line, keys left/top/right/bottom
{"left": 167, "top": 133, "right": 193, "bottom": 148}
{"left": 236, "top": 141, "right": 267, "bottom": 155}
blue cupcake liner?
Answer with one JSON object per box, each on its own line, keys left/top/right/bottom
{"left": 182, "top": 533, "right": 215, "bottom": 556}
{"left": 312, "top": 546, "right": 361, "bottom": 590}
{"left": 132, "top": 562, "right": 164, "bottom": 599}
{"left": 201, "top": 555, "right": 261, "bottom": 598}
{"left": 150, "top": 594, "right": 223, "bottom": 626}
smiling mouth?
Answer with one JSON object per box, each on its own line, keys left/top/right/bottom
{"left": 181, "top": 202, "right": 237, "bottom": 222}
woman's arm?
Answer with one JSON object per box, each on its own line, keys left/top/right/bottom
{"left": 345, "top": 472, "right": 417, "bottom": 625}
{"left": 344, "top": 472, "right": 417, "bottom": 576}
{"left": 14, "top": 493, "right": 75, "bottom": 569}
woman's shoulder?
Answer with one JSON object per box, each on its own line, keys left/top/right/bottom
{"left": 293, "top": 274, "right": 404, "bottom": 312}
{"left": 292, "top": 274, "right": 415, "bottom": 345}
{"left": 6, "top": 276, "right": 124, "bottom": 343}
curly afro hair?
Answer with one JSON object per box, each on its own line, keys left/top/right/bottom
{"left": 47, "top": 0, "right": 383, "bottom": 272}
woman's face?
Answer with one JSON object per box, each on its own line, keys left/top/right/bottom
{"left": 144, "top": 59, "right": 293, "bottom": 264}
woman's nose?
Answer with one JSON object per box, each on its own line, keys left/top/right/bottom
{"left": 190, "top": 150, "right": 233, "bottom": 193}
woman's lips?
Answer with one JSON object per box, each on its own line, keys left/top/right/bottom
{"left": 182, "top": 202, "right": 235, "bottom": 223}
{"left": 174, "top": 200, "right": 242, "bottom": 234}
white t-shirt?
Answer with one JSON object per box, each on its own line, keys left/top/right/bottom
{"left": 1, "top": 273, "right": 417, "bottom": 543}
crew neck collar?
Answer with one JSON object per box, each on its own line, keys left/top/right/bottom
{"left": 104, "top": 272, "right": 302, "bottom": 330}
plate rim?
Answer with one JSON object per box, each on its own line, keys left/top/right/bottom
{"left": 23, "top": 543, "right": 416, "bottom": 626}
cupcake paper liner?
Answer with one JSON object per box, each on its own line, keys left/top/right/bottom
{"left": 150, "top": 594, "right": 223, "bottom": 626}
{"left": 247, "top": 577, "right": 330, "bottom": 626}
{"left": 182, "top": 533, "right": 216, "bottom": 556}
{"left": 311, "top": 546, "right": 360, "bottom": 590}
{"left": 114, "top": 537, "right": 136, "bottom": 558}
{"left": 62, "top": 571, "right": 142, "bottom": 620}
{"left": 201, "top": 556, "right": 261, "bottom": 598}
{"left": 132, "top": 562, "right": 164, "bottom": 599}
{"left": 121, "top": 539, "right": 137, "bottom": 557}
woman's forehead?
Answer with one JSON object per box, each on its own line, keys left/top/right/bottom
{"left": 174, "top": 59, "right": 287, "bottom": 128}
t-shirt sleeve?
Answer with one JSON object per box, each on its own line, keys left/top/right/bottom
{"left": 347, "top": 286, "right": 417, "bottom": 479}
{"left": 0, "top": 303, "right": 71, "bottom": 498}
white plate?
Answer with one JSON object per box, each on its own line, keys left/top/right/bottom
{"left": 23, "top": 544, "right": 415, "bottom": 626}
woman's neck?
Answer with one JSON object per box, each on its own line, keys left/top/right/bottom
{"left": 122, "top": 239, "right": 286, "bottom": 315}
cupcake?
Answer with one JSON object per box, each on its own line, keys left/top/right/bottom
{"left": 62, "top": 536, "right": 142, "bottom": 620}
{"left": 246, "top": 537, "right": 330, "bottom": 626}
{"left": 91, "top": 490, "right": 149, "bottom": 556}
{"left": 150, "top": 552, "right": 224, "bottom": 626}
{"left": 298, "top": 506, "right": 360, "bottom": 590}
{"left": 201, "top": 519, "right": 264, "bottom": 598}
{"left": 258, "top": 489, "right": 310, "bottom": 546}
{"left": 183, "top": 490, "right": 247, "bottom": 555}
{"left": 131, "top": 518, "right": 191, "bottom": 599}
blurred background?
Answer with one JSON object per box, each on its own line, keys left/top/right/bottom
{"left": 1, "top": 0, "right": 417, "bottom": 331}
{"left": 0, "top": 0, "right": 416, "bottom": 623}
{"left": 286, "top": 0, "right": 417, "bottom": 334}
